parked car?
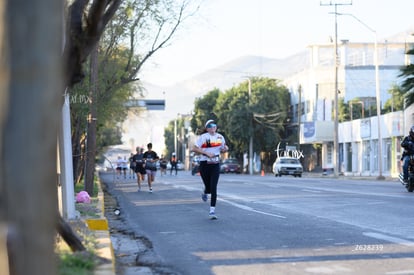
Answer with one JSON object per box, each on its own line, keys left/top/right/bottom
{"left": 176, "top": 160, "right": 184, "bottom": 170}
{"left": 220, "top": 158, "right": 241, "bottom": 174}
{"left": 191, "top": 157, "right": 200, "bottom": 175}
{"left": 166, "top": 160, "right": 185, "bottom": 171}
{"left": 272, "top": 157, "right": 303, "bottom": 177}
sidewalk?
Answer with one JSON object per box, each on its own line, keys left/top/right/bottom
{"left": 91, "top": 173, "right": 167, "bottom": 275}
{"left": 84, "top": 179, "right": 116, "bottom": 275}
{"left": 302, "top": 171, "right": 396, "bottom": 181}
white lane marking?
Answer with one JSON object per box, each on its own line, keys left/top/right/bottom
{"left": 363, "top": 232, "right": 414, "bottom": 247}
{"left": 221, "top": 198, "right": 286, "bottom": 219}
{"left": 170, "top": 183, "right": 286, "bottom": 219}
{"left": 386, "top": 270, "right": 414, "bottom": 275}
{"left": 302, "top": 189, "right": 323, "bottom": 193}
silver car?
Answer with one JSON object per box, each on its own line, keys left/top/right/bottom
{"left": 272, "top": 157, "right": 303, "bottom": 177}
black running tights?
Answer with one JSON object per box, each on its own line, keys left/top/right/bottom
{"left": 199, "top": 162, "right": 220, "bottom": 207}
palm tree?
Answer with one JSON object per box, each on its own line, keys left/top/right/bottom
{"left": 399, "top": 48, "right": 414, "bottom": 106}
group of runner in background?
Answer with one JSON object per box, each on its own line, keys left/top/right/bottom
{"left": 115, "top": 143, "right": 179, "bottom": 192}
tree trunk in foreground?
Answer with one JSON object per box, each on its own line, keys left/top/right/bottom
{"left": 2, "top": 0, "right": 63, "bottom": 274}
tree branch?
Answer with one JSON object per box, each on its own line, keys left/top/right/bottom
{"left": 65, "top": 0, "right": 122, "bottom": 88}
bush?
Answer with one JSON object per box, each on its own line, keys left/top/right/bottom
{"left": 58, "top": 251, "right": 96, "bottom": 275}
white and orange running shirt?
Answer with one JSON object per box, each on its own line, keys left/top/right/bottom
{"left": 195, "top": 132, "right": 226, "bottom": 162}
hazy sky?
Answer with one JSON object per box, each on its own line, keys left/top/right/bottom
{"left": 139, "top": 0, "right": 414, "bottom": 86}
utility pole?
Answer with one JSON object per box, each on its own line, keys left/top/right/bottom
{"left": 248, "top": 78, "right": 253, "bottom": 175}
{"left": 321, "top": 0, "right": 352, "bottom": 177}
{"left": 84, "top": 44, "right": 98, "bottom": 195}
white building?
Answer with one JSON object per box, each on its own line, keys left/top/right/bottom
{"left": 283, "top": 40, "right": 414, "bottom": 177}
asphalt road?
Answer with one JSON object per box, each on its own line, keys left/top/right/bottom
{"left": 101, "top": 171, "right": 414, "bottom": 275}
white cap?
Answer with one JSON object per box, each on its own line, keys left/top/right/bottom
{"left": 205, "top": 119, "right": 215, "bottom": 128}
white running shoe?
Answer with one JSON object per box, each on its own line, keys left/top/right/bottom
{"left": 209, "top": 212, "right": 217, "bottom": 220}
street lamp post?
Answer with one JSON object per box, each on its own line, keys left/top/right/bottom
{"left": 174, "top": 114, "right": 178, "bottom": 156}
{"left": 247, "top": 78, "right": 253, "bottom": 175}
{"left": 374, "top": 32, "right": 385, "bottom": 179}
{"left": 333, "top": 6, "right": 339, "bottom": 177}
{"left": 338, "top": 13, "right": 384, "bottom": 179}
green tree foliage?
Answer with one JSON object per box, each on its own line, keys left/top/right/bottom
{"left": 383, "top": 84, "right": 405, "bottom": 112}
{"left": 190, "top": 88, "right": 221, "bottom": 134}
{"left": 216, "top": 78, "right": 290, "bottom": 158}
{"left": 64, "top": 0, "right": 197, "bottom": 87}
{"left": 338, "top": 98, "right": 350, "bottom": 122}
{"left": 344, "top": 98, "right": 365, "bottom": 121}
{"left": 164, "top": 120, "right": 176, "bottom": 157}
{"left": 70, "top": 74, "right": 132, "bottom": 183}
{"left": 163, "top": 89, "right": 221, "bottom": 161}
{"left": 100, "top": 0, "right": 196, "bottom": 86}
{"left": 182, "top": 78, "right": 290, "bottom": 161}
{"left": 214, "top": 86, "right": 248, "bottom": 157}
{"left": 164, "top": 117, "right": 191, "bottom": 158}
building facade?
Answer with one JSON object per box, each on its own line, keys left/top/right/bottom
{"left": 284, "top": 40, "right": 414, "bottom": 177}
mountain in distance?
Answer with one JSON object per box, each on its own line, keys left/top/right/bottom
{"left": 152, "top": 25, "right": 414, "bottom": 121}
{"left": 124, "top": 27, "right": 414, "bottom": 151}
{"left": 181, "top": 52, "right": 309, "bottom": 91}
{"left": 122, "top": 54, "right": 309, "bottom": 156}
{"left": 143, "top": 52, "right": 309, "bottom": 121}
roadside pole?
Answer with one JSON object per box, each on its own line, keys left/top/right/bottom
{"left": 59, "top": 93, "right": 76, "bottom": 219}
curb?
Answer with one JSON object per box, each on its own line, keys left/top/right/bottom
{"left": 88, "top": 179, "right": 116, "bottom": 275}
